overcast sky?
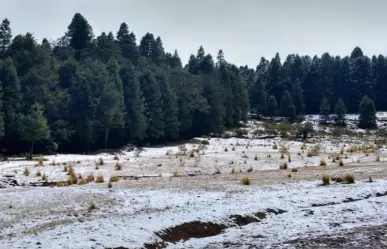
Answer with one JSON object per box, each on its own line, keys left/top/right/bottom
{"left": 1, "top": 0, "right": 386, "bottom": 67}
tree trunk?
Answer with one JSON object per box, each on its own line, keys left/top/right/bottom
{"left": 104, "top": 127, "right": 109, "bottom": 149}
{"left": 30, "top": 141, "right": 34, "bottom": 156}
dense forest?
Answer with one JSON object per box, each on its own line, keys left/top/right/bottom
{"left": 0, "top": 13, "right": 384, "bottom": 154}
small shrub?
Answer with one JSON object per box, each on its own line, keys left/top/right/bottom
{"left": 272, "top": 144, "right": 278, "bottom": 150}
{"left": 63, "top": 165, "right": 68, "bottom": 172}
{"left": 214, "top": 168, "right": 221, "bottom": 175}
{"left": 68, "top": 176, "right": 77, "bottom": 185}
{"left": 95, "top": 164, "right": 100, "bottom": 170}
{"left": 254, "top": 155, "right": 258, "bottom": 161}
{"left": 108, "top": 181, "right": 112, "bottom": 188}
{"left": 201, "top": 140, "right": 210, "bottom": 145}
{"left": 173, "top": 170, "right": 179, "bottom": 177}
{"left": 113, "top": 154, "right": 119, "bottom": 160}
{"left": 307, "top": 151, "right": 312, "bottom": 157}
{"left": 280, "top": 153, "right": 285, "bottom": 159}
{"left": 231, "top": 168, "right": 236, "bottom": 174}
{"left": 247, "top": 167, "right": 253, "bottom": 173}
{"left": 110, "top": 176, "right": 119, "bottom": 182}
{"left": 241, "top": 177, "right": 250, "bottom": 185}
{"left": 38, "top": 156, "right": 44, "bottom": 166}
{"left": 88, "top": 202, "right": 97, "bottom": 211}
{"left": 190, "top": 151, "right": 195, "bottom": 157}
{"left": 288, "top": 173, "right": 292, "bottom": 178}
{"left": 36, "top": 170, "right": 42, "bottom": 177}
{"left": 115, "top": 162, "right": 122, "bottom": 170}
{"left": 98, "top": 158, "right": 104, "bottom": 166}
{"left": 67, "top": 166, "right": 76, "bottom": 179}
{"left": 343, "top": 174, "right": 355, "bottom": 184}
{"left": 320, "top": 159, "right": 327, "bottom": 166}
{"left": 224, "top": 148, "right": 228, "bottom": 152}
{"left": 291, "top": 168, "right": 298, "bottom": 172}
{"left": 369, "top": 176, "right": 373, "bottom": 182}
{"left": 280, "top": 162, "right": 288, "bottom": 170}
{"left": 87, "top": 174, "right": 95, "bottom": 182}
{"left": 56, "top": 181, "right": 68, "bottom": 187}
{"left": 50, "top": 160, "right": 56, "bottom": 166}
{"left": 41, "top": 174, "right": 47, "bottom": 181}
{"left": 232, "top": 147, "right": 235, "bottom": 151}
{"left": 339, "top": 159, "right": 344, "bottom": 166}
{"left": 336, "top": 155, "right": 340, "bottom": 160}
{"left": 24, "top": 167, "right": 30, "bottom": 176}
{"left": 322, "top": 175, "right": 330, "bottom": 185}
{"left": 26, "top": 153, "right": 33, "bottom": 160}
{"left": 96, "top": 175, "right": 104, "bottom": 183}
{"left": 77, "top": 179, "right": 88, "bottom": 185}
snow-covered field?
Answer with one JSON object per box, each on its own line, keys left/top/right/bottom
{"left": 1, "top": 116, "right": 387, "bottom": 249}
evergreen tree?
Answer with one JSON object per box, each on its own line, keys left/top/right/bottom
{"left": 266, "top": 53, "right": 282, "bottom": 101}
{"left": 267, "top": 95, "right": 278, "bottom": 117}
{"left": 116, "top": 22, "right": 139, "bottom": 64}
{"left": 291, "top": 79, "right": 305, "bottom": 114}
{"left": 0, "top": 59, "right": 21, "bottom": 142}
{"left": 158, "top": 72, "right": 179, "bottom": 140}
{"left": 20, "top": 103, "right": 50, "bottom": 155}
{"left": 334, "top": 99, "right": 347, "bottom": 126}
{"left": 120, "top": 63, "right": 147, "bottom": 142}
{"left": 66, "top": 13, "right": 93, "bottom": 60}
{"left": 358, "top": 95, "right": 377, "bottom": 129}
{"left": 139, "top": 71, "right": 164, "bottom": 141}
{"left": 280, "top": 90, "right": 296, "bottom": 122}
{"left": 250, "top": 77, "right": 267, "bottom": 117}
{"left": 319, "top": 97, "right": 331, "bottom": 124}
{"left": 0, "top": 18, "right": 12, "bottom": 58}
{"left": 167, "top": 50, "right": 182, "bottom": 69}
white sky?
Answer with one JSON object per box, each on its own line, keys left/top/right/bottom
{"left": 1, "top": 0, "right": 387, "bottom": 67}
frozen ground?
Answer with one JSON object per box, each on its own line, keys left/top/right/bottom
{"left": 1, "top": 117, "right": 387, "bottom": 248}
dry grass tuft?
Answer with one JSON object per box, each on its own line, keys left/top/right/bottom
{"left": 320, "top": 159, "right": 327, "bottom": 166}
{"left": 77, "top": 179, "right": 88, "bottom": 185}
{"left": 109, "top": 176, "right": 119, "bottom": 182}
{"left": 339, "top": 159, "right": 344, "bottom": 166}
{"left": 114, "top": 154, "right": 119, "bottom": 160}
{"left": 87, "top": 174, "right": 95, "bottom": 182}
{"left": 115, "top": 162, "right": 122, "bottom": 170}
{"left": 108, "top": 181, "right": 112, "bottom": 188}
{"left": 241, "top": 177, "right": 250, "bottom": 185}
{"left": 343, "top": 174, "right": 355, "bottom": 184}
{"left": 88, "top": 202, "right": 97, "bottom": 211}
{"left": 98, "top": 158, "right": 104, "bottom": 166}
{"left": 247, "top": 167, "right": 253, "bottom": 173}
{"left": 36, "top": 170, "right": 42, "bottom": 177}
{"left": 38, "top": 156, "right": 44, "bottom": 166}
{"left": 291, "top": 168, "right": 298, "bottom": 172}
{"left": 322, "top": 175, "right": 330, "bottom": 185}
{"left": 280, "top": 162, "right": 288, "bottom": 170}
{"left": 96, "top": 175, "right": 104, "bottom": 183}
{"left": 24, "top": 167, "right": 30, "bottom": 176}
{"left": 231, "top": 168, "right": 236, "bottom": 174}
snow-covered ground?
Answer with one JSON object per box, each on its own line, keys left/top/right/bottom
{"left": 1, "top": 117, "right": 387, "bottom": 248}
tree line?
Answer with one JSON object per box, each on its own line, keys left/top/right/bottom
{"left": 0, "top": 13, "right": 382, "bottom": 155}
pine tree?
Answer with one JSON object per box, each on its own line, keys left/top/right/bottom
{"left": 139, "top": 71, "right": 164, "bottom": 141}
{"left": 158, "top": 72, "right": 179, "bottom": 140}
{"left": 319, "top": 97, "right": 331, "bottom": 124}
{"left": 266, "top": 53, "right": 282, "bottom": 101}
{"left": 291, "top": 79, "right": 305, "bottom": 114}
{"left": 0, "top": 18, "right": 12, "bottom": 58}
{"left": 250, "top": 77, "right": 267, "bottom": 117}
{"left": 120, "top": 63, "right": 147, "bottom": 142}
{"left": 0, "top": 59, "right": 21, "bottom": 142}
{"left": 358, "top": 95, "right": 377, "bottom": 129}
{"left": 334, "top": 99, "right": 347, "bottom": 126}
{"left": 20, "top": 103, "right": 50, "bottom": 155}
{"left": 267, "top": 95, "right": 278, "bottom": 117}
{"left": 116, "top": 22, "right": 139, "bottom": 64}
{"left": 66, "top": 13, "right": 93, "bottom": 60}
{"left": 280, "top": 91, "right": 296, "bottom": 122}
{"left": 167, "top": 50, "right": 182, "bottom": 69}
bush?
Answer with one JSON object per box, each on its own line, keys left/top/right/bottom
{"left": 273, "top": 144, "right": 278, "bottom": 150}
{"left": 339, "top": 159, "right": 344, "bottom": 166}
{"left": 241, "top": 177, "right": 250, "bottom": 185}
{"left": 56, "top": 181, "right": 69, "bottom": 187}
{"left": 288, "top": 173, "right": 292, "bottom": 178}
{"left": 247, "top": 167, "right": 253, "bottom": 173}
{"left": 67, "top": 166, "right": 76, "bottom": 178}
{"left": 214, "top": 168, "right": 221, "bottom": 175}
{"left": 291, "top": 168, "right": 298, "bottom": 172}
{"left": 201, "top": 140, "right": 210, "bottom": 145}
{"left": 280, "top": 162, "right": 288, "bottom": 170}
{"left": 115, "top": 162, "right": 122, "bottom": 170}
{"left": 42, "top": 174, "right": 47, "bottom": 181}
{"left": 280, "top": 153, "right": 285, "bottom": 159}
{"left": 68, "top": 176, "right": 78, "bottom": 185}
{"left": 231, "top": 168, "right": 236, "bottom": 174}
{"left": 224, "top": 148, "right": 228, "bottom": 152}
{"left": 38, "top": 156, "right": 44, "bottom": 166}
{"left": 96, "top": 175, "right": 104, "bottom": 183}
{"left": 235, "top": 128, "right": 248, "bottom": 137}
{"left": 87, "top": 174, "right": 95, "bottom": 182}
{"left": 320, "top": 159, "right": 327, "bottom": 166}
{"left": 113, "top": 154, "right": 119, "bottom": 160}
{"left": 77, "top": 179, "right": 88, "bottom": 185}
{"left": 343, "top": 174, "right": 355, "bottom": 184}
{"left": 254, "top": 155, "right": 258, "bottom": 161}
{"left": 108, "top": 181, "right": 112, "bottom": 188}
{"left": 98, "top": 158, "right": 104, "bottom": 166}
{"left": 36, "top": 170, "right": 42, "bottom": 177}
{"left": 63, "top": 165, "right": 68, "bottom": 172}
{"left": 173, "top": 170, "right": 179, "bottom": 177}
{"left": 322, "top": 175, "right": 330, "bottom": 185}
{"left": 109, "top": 176, "right": 119, "bottom": 182}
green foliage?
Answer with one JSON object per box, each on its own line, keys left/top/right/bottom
{"left": 319, "top": 97, "right": 331, "bottom": 124}
{"left": 334, "top": 99, "right": 347, "bottom": 126}
{"left": 280, "top": 91, "right": 296, "bottom": 122}
{"left": 267, "top": 95, "right": 278, "bottom": 117}
{"left": 358, "top": 95, "right": 377, "bottom": 129}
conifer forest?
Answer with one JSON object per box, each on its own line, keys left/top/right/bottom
{"left": 0, "top": 13, "right": 384, "bottom": 154}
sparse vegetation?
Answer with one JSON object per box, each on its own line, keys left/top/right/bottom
{"left": 231, "top": 168, "right": 236, "bottom": 174}
{"left": 254, "top": 155, "right": 258, "bottom": 161}
{"left": 77, "top": 179, "right": 88, "bottom": 185}
{"left": 247, "top": 167, "right": 253, "bottom": 173}
{"left": 173, "top": 170, "right": 180, "bottom": 177}
{"left": 115, "top": 162, "right": 122, "bottom": 170}
{"left": 110, "top": 176, "right": 119, "bottom": 182}
{"left": 214, "top": 168, "right": 221, "bottom": 175}
{"left": 291, "top": 168, "right": 298, "bottom": 172}
{"left": 36, "top": 170, "right": 42, "bottom": 177}
{"left": 108, "top": 181, "right": 113, "bottom": 188}
{"left": 24, "top": 167, "right": 30, "bottom": 176}
{"left": 241, "top": 177, "right": 251, "bottom": 185}
{"left": 41, "top": 174, "right": 47, "bottom": 181}
{"left": 87, "top": 174, "right": 95, "bottom": 182}
{"left": 88, "top": 202, "right": 97, "bottom": 211}
{"left": 96, "top": 175, "right": 104, "bottom": 183}
{"left": 98, "top": 158, "right": 105, "bottom": 165}
{"left": 320, "top": 159, "right": 327, "bottom": 166}
{"left": 288, "top": 173, "right": 292, "bottom": 178}
{"left": 376, "top": 153, "right": 380, "bottom": 162}
{"left": 272, "top": 144, "right": 278, "bottom": 150}
{"left": 322, "top": 175, "right": 330, "bottom": 185}
{"left": 114, "top": 154, "right": 119, "bottom": 160}
{"left": 201, "top": 140, "right": 210, "bottom": 145}
{"left": 339, "top": 159, "right": 344, "bottom": 166}
{"left": 38, "top": 156, "right": 44, "bottom": 166}
{"left": 280, "top": 162, "right": 288, "bottom": 170}
{"left": 343, "top": 174, "right": 355, "bottom": 184}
